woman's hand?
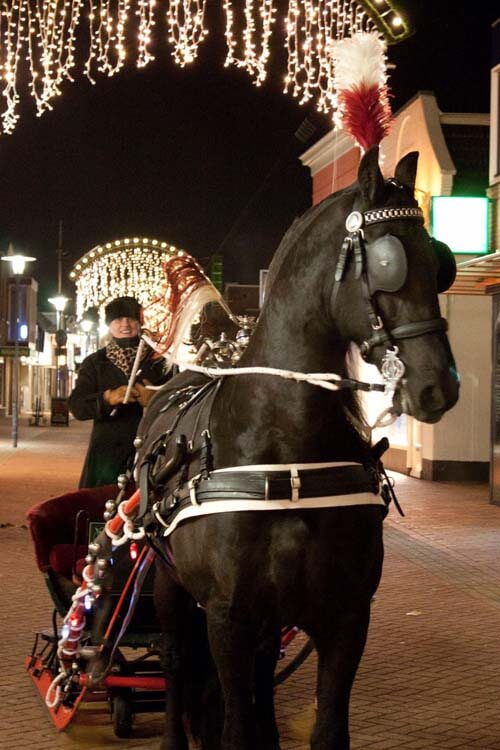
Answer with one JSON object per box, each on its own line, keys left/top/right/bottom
{"left": 103, "top": 385, "right": 138, "bottom": 406}
{"left": 135, "top": 380, "right": 154, "bottom": 408}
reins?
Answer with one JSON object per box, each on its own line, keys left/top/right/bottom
{"left": 162, "top": 360, "right": 387, "bottom": 393}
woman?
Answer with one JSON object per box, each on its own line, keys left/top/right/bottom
{"left": 69, "top": 296, "right": 168, "bottom": 488}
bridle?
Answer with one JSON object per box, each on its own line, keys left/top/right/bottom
{"left": 332, "top": 199, "right": 450, "bottom": 392}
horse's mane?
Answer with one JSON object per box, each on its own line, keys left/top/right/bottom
{"left": 262, "top": 181, "right": 370, "bottom": 443}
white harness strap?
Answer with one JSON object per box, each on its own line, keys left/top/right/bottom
{"left": 161, "top": 492, "right": 385, "bottom": 538}
{"left": 154, "top": 461, "right": 385, "bottom": 537}
{"left": 213, "top": 461, "right": 360, "bottom": 472}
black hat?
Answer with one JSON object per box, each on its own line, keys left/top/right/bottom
{"left": 104, "top": 296, "right": 142, "bottom": 325}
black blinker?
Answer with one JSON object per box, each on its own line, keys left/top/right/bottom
{"left": 431, "top": 238, "right": 456, "bottom": 293}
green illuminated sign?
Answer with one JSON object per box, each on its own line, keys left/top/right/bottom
{"left": 431, "top": 197, "right": 489, "bottom": 255}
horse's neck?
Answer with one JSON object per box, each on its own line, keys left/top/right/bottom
{"left": 212, "top": 297, "right": 366, "bottom": 466}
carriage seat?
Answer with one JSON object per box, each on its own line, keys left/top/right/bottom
{"left": 26, "top": 485, "right": 128, "bottom": 615}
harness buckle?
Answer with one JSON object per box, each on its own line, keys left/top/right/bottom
{"left": 189, "top": 474, "right": 202, "bottom": 505}
{"left": 290, "top": 467, "right": 301, "bottom": 502}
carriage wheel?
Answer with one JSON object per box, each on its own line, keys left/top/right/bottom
{"left": 274, "top": 638, "right": 314, "bottom": 686}
{"left": 112, "top": 690, "right": 134, "bottom": 738}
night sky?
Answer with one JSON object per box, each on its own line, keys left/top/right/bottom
{"left": 0, "top": 0, "right": 497, "bottom": 308}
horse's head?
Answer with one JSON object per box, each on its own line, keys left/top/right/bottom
{"left": 332, "top": 147, "right": 459, "bottom": 423}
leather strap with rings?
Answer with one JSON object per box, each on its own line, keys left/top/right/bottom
{"left": 361, "top": 317, "right": 448, "bottom": 358}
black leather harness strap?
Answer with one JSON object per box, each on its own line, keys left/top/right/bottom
{"left": 360, "top": 317, "right": 449, "bottom": 358}
{"left": 137, "top": 378, "right": 220, "bottom": 520}
{"left": 138, "top": 377, "right": 224, "bottom": 521}
{"left": 159, "top": 463, "right": 379, "bottom": 511}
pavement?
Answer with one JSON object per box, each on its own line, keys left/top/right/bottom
{"left": 0, "top": 415, "right": 500, "bottom": 749}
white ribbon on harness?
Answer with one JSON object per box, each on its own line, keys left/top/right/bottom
{"left": 161, "top": 492, "right": 385, "bottom": 538}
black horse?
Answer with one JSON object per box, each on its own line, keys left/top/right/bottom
{"left": 136, "top": 146, "right": 459, "bottom": 750}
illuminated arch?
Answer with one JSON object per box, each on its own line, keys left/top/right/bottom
{"left": 70, "top": 236, "right": 189, "bottom": 321}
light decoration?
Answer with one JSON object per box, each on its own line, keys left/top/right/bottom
{"left": 70, "top": 236, "right": 184, "bottom": 321}
{"left": 85, "top": 0, "right": 130, "bottom": 80}
{"left": 0, "top": 0, "right": 409, "bottom": 136}
{"left": 166, "top": 0, "right": 208, "bottom": 67}
{"left": 137, "top": 0, "right": 156, "bottom": 68}
{"left": 284, "top": 0, "right": 374, "bottom": 112}
{"left": 224, "top": 0, "right": 276, "bottom": 85}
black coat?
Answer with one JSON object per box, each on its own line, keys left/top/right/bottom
{"left": 69, "top": 346, "right": 169, "bottom": 488}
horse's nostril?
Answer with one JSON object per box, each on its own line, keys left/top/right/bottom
{"left": 420, "top": 384, "right": 447, "bottom": 413}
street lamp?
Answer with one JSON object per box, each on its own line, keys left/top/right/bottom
{"left": 48, "top": 295, "right": 69, "bottom": 326}
{"left": 48, "top": 295, "right": 69, "bottom": 399}
{"left": 1, "top": 252, "right": 36, "bottom": 447}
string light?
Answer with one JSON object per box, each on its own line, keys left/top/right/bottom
{"left": 70, "top": 236, "right": 185, "bottom": 321}
{"left": 284, "top": 0, "right": 377, "bottom": 113}
{"left": 166, "top": 0, "right": 208, "bottom": 66}
{"left": 0, "top": 0, "right": 409, "bottom": 135}
{"left": 224, "top": 0, "right": 276, "bottom": 85}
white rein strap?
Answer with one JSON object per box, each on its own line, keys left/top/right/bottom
{"left": 141, "top": 333, "right": 389, "bottom": 393}
{"left": 177, "top": 362, "right": 347, "bottom": 392}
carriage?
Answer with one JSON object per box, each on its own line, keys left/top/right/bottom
{"left": 25, "top": 482, "right": 313, "bottom": 737}
{"left": 25, "top": 147, "right": 459, "bottom": 749}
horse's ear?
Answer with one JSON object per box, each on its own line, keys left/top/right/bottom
{"left": 358, "top": 146, "right": 384, "bottom": 205}
{"left": 394, "top": 151, "right": 419, "bottom": 190}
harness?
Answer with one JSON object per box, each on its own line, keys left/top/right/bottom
{"left": 135, "top": 193, "right": 454, "bottom": 536}
{"left": 332, "top": 200, "right": 454, "bottom": 367}
{"left": 149, "top": 461, "right": 386, "bottom": 538}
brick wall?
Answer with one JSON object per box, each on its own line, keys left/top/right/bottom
{"left": 312, "top": 147, "right": 360, "bottom": 205}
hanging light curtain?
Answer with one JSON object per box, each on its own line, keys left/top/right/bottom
{"left": 0, "top": 0, "right": 407, "bottom": 135}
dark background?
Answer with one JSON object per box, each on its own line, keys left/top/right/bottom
{"left": 0, "top": 0, "right": 497, "bottom": 306}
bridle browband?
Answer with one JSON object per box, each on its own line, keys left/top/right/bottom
{"left": 333, "top": 198, "right": 449, "bottom": 391}
{"left": 363, "top": 206, "right": 424, "bottom": 226}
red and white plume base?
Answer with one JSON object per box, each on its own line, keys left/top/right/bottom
{"left": 332, "top": 31, "right": 392, "bottom": 151}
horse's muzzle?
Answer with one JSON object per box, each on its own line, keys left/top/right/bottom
{"left": 394, "top": 366, "right": 459, "bottom": 423}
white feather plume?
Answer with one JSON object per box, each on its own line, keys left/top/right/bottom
{"left": 332, "top": 31, "right": 388, "bottom": 90}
